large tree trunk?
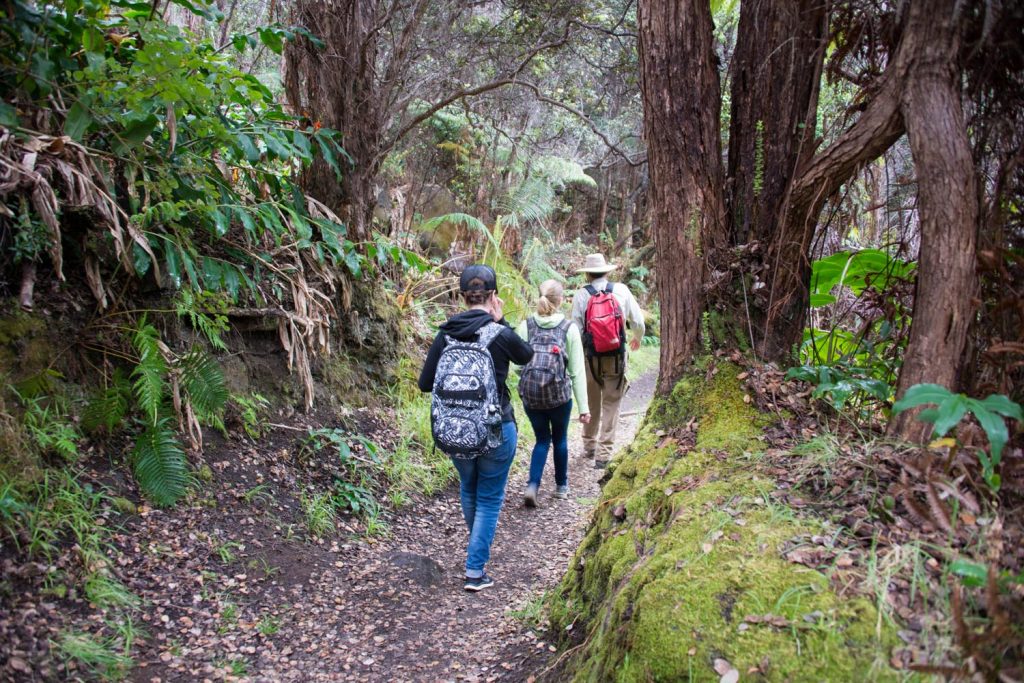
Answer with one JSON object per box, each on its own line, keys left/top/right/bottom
{"left": 711, "top": 0, "right": 827, "bottom": 353}
{"left": 284, "top": 0, "right": 383, "bottom": 240}
{"left": 638, "top": 0, "right": 726, "bottom": 391}
{"left": 888, "top": 0, "right": 978, "bottom": 440}
{"left": 725, "top": 0, "right": 826, "bottom": 246}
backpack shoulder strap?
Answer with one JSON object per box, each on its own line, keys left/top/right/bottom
{"left": 476, "top": 322, "right": 503, "bottom": 347}
{"left": 604, "top": 282, "right": 615, "bottom": 294}
{"left": 526, "top": 317, "right": 538, "bottom": 340}
{"left": 554, "top": 318, "right": 571, "bottom": 344}
{"left": 584, "top": 284, "right": 599, "bottom": 296}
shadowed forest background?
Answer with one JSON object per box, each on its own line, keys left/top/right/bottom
{"left": 0, "top": 0, "right": 1022, "bottom": 680}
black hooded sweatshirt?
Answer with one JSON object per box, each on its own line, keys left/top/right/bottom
{"left": 418, "top": 309, "right": 534, "bottom": 423}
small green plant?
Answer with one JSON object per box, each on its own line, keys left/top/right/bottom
{"left": 84, "top": 574, "right": 140, "bottom": 610}
{"left": 14, "top": 390, "right": 80, "bottom": 461}
{"left": 893, "top": 384, "right": 1022, "bottom": 490}
{"left": 53, "top": 630, "right": 133, "bottom": 680}
{"left": 241, "top": 484, "right": 272, "bottom": 507}
{"left": 753, "top": 119, "right": 765, "bottom": 196}
{"left": 214, "top": 540, "right": 243, "bottom": 564}
{"left": 508, "top": 591, "right": 549, "bottom": 630}
{"left": 363, "top": 507, "right": 391, "bottom": 538}
{"left": 232, "top": 393, "right": 271, "bottom": 439}
{"left": 786, "top": 363, "right": 891, "bottom": 411}
{"left": 333, "top": 480, "right": 378, "bottom": 517}
{"left": 256, "top": 614, "right": 281, "bottom": 636}
{"left": 301, "top": 492, "right": 337, "bottom": 537}
{"left": 218, "top": 601, "right": 239, "bottom": 634}
{"left": 213, "top": 657, "right": 249, "bottom": 676}
{"left": 105, "top": 614, "right": 147, "bottom": 656}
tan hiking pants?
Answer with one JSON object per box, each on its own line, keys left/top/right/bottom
{"left": 583, "top": 356, "right": 628, "bottom": 460}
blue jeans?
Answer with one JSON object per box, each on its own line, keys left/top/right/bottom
{"left": 524, "top": 400, "right": 572, "bottom": 488}
{"left": 451, "top": 421, "right": 517, "bottom": 578}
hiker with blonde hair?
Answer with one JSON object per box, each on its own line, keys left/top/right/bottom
{"left": 515, "top": 279, "right": 590, "bottom": 507}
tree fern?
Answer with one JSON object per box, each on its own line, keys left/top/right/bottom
{"left": 497, "top": 176, "right": 557, "bottom": 228}
{"left": 131, "top": 419, "right": 187, "bottom": 506}
{"left": 179, "top": 348, "right": 228, "bottom": 422}
{"left": 131, "top": 319, "right": 166, "bottom": 425}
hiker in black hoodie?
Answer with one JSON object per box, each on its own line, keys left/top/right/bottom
{"left": 419, "top": 264, "right": 534, "bottom": 591}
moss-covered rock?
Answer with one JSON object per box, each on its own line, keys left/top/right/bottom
{"left": 550, "top": 362, "right": 901, "bottom": 682}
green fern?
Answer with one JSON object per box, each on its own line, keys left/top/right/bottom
{"left": 175, "top": 288, "right": 229, "bottom": 351}
{"left": 131, "top": 420, "right": 187, "bottom": 506}
{"left": 131, "top": 319, "right": 167, "bottom": 425}
{"left": 179, "top": 348, "right": 228, "bottom": 422}
{"left": 497, "top": 176, "right": 557, "bottom": 227}
{"left": 81, "top": 371, "right": 131, "bottom": 434}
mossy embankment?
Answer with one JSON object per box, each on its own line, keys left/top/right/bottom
{"left": 550, "top": 360, "right": 903, "bottom": 682}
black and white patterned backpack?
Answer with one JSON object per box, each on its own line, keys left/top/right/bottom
{"left": 430, "top": 322, "right": 505, "bottom": 458}
{"left": 518, "top": 318, "right": 573, "bottom": 410}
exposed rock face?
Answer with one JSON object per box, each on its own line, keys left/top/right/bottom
{"left": 550, "top": 361, "right": 899, "bottom": 681}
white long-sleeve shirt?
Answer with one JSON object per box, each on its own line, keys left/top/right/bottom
{"left": 570, "top": 276, "right": 646, "bottom": 348}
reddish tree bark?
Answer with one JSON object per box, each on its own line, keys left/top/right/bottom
{"left": 638, "top": 0, "right": 726, "bottom": 391}
{"left": 888, "top": 0, "right": 979, "bottom": 440}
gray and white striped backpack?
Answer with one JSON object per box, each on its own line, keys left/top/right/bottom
{"left": 430, "top": 322, "right": 504, "bottom": 458}
{"left": 518, "top": 318, "right": 573, "bottom": 410}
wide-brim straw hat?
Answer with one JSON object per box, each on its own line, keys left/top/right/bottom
{"left": 576, "top": 253, "right": 618, "bottom": 274}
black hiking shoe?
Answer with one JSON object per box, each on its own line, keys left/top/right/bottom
{"left": 464, "top": 573, "right": 495, "bottom": 592}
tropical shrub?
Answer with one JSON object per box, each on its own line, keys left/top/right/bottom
{"left": 893, "top": 384, "right": 1023, "bottom": 491}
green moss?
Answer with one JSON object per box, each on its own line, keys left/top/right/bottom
{"left": 551, "top": 360, "right": 902, "bottom": 682}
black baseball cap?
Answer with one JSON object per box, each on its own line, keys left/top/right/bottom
{"left": 459, "top": 264, "right": 498, "bottom": 293}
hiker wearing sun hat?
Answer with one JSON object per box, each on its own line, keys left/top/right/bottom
{"left": 570, "top": 253, "right": 646, "bottom": 467}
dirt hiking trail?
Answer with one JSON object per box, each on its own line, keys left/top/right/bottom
{"left": 126, "top": 369, "right": 657, "bottom": 683}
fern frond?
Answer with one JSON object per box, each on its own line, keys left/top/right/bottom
{"left": 175, "top": 289, "right": 228, "bottom": 351}
{"left": 131, "top": 420, "right": 187, "bottom": 506}
{"left": 82, "top": 381, "right": 130, "bottom": 434}
{"left": 131, "top": 320, "right": 167, "bottom": 425}
{"left": 179, "top": 348, "right": 228, "bottom": 421}
{"left": 415, "top": 213, "right": 498, "bottom": 250}
{"left": 535, "top": 156, "right": 597, "bottom": 190}
{"left": 497, "top": 176, "right": 556, "bottom": 227}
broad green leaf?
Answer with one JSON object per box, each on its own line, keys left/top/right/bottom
{"left": 164, "top": 244, "right": 183, "bottom": 288}
{"left": 258, "top": 27, "right": 284, "bottom": 54}
{"left": 209, "top": 207, "right": 230, "bottom": 237}
{"left": 235, "top": 133, "right": 260, "bottom": 163}
{"left": 893, "top": 384, "right": 955, "bottom": 413}
{"left": 0, "top": 101, "right": 20, "bottom": 128}
{"left": 931, "top": 395, "right": 969, "bottom": 438}
{"left": 949, "top": 559, "right": 987, "bottom": 588}
{"left": 977, "top": 394, "right": 1023, "bottom": 422}
{"left": 970, "top": 400, "right": 1010, "bottom": 464}
{"left": 65, "top": 101, "right": 92, "bottom": 140}
{"left": 809, "top": 293, "right": 837, "bottom": 308}
{"left": 133, "top": 242, "right": 152, "bottom": 276}
{"left": 119, "top": 114, "right": 159, "bottom": 149}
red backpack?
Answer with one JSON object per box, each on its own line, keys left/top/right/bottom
{"left": 583, "top": 283, "right": 626, "bottom": 381}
